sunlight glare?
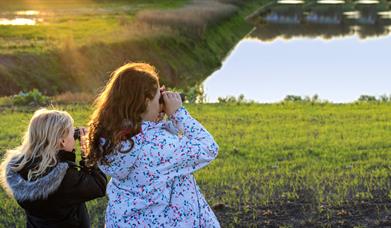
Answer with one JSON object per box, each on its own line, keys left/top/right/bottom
{"left": 15, "top": 10, "right": 40, "bottom": 16}
{"left": 0, "top": 18, "right": 37, "bottom": 25}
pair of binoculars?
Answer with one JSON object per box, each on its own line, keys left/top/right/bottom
{"left": 159, "top": 92, "right": 186, "bottom": 104}
{"left": 74, "top": 128, "right": 81, "bottom": 140}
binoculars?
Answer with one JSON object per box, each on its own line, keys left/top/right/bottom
{"left": 159, "top": 92, "right": 186, "bottom": 104}
{"left": 72, "top": 92, "right": 186, "bottom": 141}
{"left": 74, "top": 128, "right": 81, "bottom": 140}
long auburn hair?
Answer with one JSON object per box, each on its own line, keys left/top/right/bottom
{"left": 0, "top": 109, "right": 73, "bottom": 181}
{"left": 86, "top": 62, "right": 159, "bottom": 167}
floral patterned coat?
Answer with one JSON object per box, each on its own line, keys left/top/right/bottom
{"left": 99, "top": 107, "right": 220, "bottom": 227}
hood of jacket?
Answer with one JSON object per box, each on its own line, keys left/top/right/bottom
{"left": 1, "top": 156, "right": 69, "bottom": 202}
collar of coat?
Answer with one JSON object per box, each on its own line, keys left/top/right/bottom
{"left": 1, "top": 151, "right": 75, "bottom": 202}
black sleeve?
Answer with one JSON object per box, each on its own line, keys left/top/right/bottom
{"left": 57, "top": 163, "right": 107, "bottom": 205}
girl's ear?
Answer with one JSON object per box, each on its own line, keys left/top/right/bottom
{"left": 145, "top": 98, "right": 151, "bottom": 106}
{"left": 59, "top": 139, "right": 65, "bottom": 149}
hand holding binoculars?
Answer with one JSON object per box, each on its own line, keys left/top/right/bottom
{"left": 159, "top": 88, "right": 185, "bottom": 104}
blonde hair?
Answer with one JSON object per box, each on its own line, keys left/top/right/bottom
{"left": 1, "top": 109, "right": 73, "bottom": 181}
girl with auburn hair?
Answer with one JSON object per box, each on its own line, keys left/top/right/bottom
{"left": 86, "top": 62, "right": 220, "bottom": 227}
{"left": 0, "top": 109, "right": 107, "bottom": 228}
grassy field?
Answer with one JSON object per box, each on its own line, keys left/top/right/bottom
{"left": 1, "top": 103, "right": 391, "bottom": 226}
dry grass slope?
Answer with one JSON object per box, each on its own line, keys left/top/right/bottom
{"left": 137, "top": 0, "right": 240, "bottom": 35}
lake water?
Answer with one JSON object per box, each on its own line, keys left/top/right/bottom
{"left": 203, "top": 4, "right": 391, "bottom": 103}
{"left": 0, "top": 10, "right": 43, "bottom": 25}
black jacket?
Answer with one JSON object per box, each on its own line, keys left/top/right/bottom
{"left": 2, "top": 150, "right": 107, "bottom": 228}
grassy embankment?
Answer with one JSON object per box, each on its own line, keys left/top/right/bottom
{"left": 0, "top": 0, "right": 267, "bottom": 95}
{"left": 0, "top": 103, "right": 391, "bottom": 226}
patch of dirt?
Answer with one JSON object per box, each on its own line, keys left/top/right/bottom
{"left": 213, "top": 201, "right": 391, "bottom": 227}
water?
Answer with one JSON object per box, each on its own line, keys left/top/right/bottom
{"left": 317, "top": 0, "right": 345, "bottom": 4}
{"left": 203, "top": 28, "right": 391, "bottom": 103}
{"left": 356, "top": 0, "right": 380, "bottom": 4}
{"left": 277, "top": 0, "right": 305, "bottom": 4}
{"left": 0, "top": 10, "right": 43, "bottom": 25}
{"left": 0, "top": 18, "right": 38, "bottom": 25}
{"left": 15, "top": 10, "right": 40, "bottom": 16}
{"left": 379, "top": 11, "right": 391, "bottom": 19}
{"left": 203, "top": 0, "right": 391, "bottom": 103}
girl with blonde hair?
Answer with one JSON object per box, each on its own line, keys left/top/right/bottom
{"left": 86, "top": 62, "right": 220, "bottom": 227}
{"left": 0, "top": 108, "right": 107, "bottom": 228}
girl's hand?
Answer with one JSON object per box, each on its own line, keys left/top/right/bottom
{"left": 156, "top": 111, "right": 165, "bottom": 122}
{"left": 162, "top": 91, "right": 182, "bottom": 116}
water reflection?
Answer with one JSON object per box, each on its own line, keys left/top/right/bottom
{"left": 306, "top": 13, "right": 343, "bottom": 24}
{"left": 379, "top": 11, "right": 391, "bottom": 18}
{"left": 15, "top": 10, "right": 40, "bottom": 16}
{"left": 356, "top": 0, "right": 380, "bottom": 4}
{"left": 344, "top": 11, "right": 360, "bottom": 19}
{"left": 253, "top": 0, "right": 391, "bottom": 26}
{"left": 265, "top": 13, "right": 302, "bottom": 24}
{"left": 317, "top": 0, "right": 345, "bottom": 4}
{"left": 0, "top": 10, "right": 43, "bottom": 26}
{"left": 203, "top": 2, "right": 391, "bottom": 103}
{"left": 203, "top": 35, "right": 391, "bottom": 103}
{"left": 277, "top": 0, "right": 305, "bottom": 4}
{"left": 0, "top": 18, "right": 38, "bottom": 25}
{"left": 251, "top": 0, "right": 391, "bottom": 39}
{"left": 251, "top": 23, "right": 390, "bottom": 40}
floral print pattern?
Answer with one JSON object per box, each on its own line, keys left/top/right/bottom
{"left": 99, "top": 107, "right": 220, "bottom": 227}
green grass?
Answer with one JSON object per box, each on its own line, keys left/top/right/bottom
{"left": 0, "top": 0, "right": 189, "bottom": 11}
{"left": 0, "top": 103, "right": 391, "bottom": 226}
{"left": 0, "top": 0, "right": 269, "bottom": 96}
{"left": 0, "top": 0, "right": 190, "bottom": 53}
